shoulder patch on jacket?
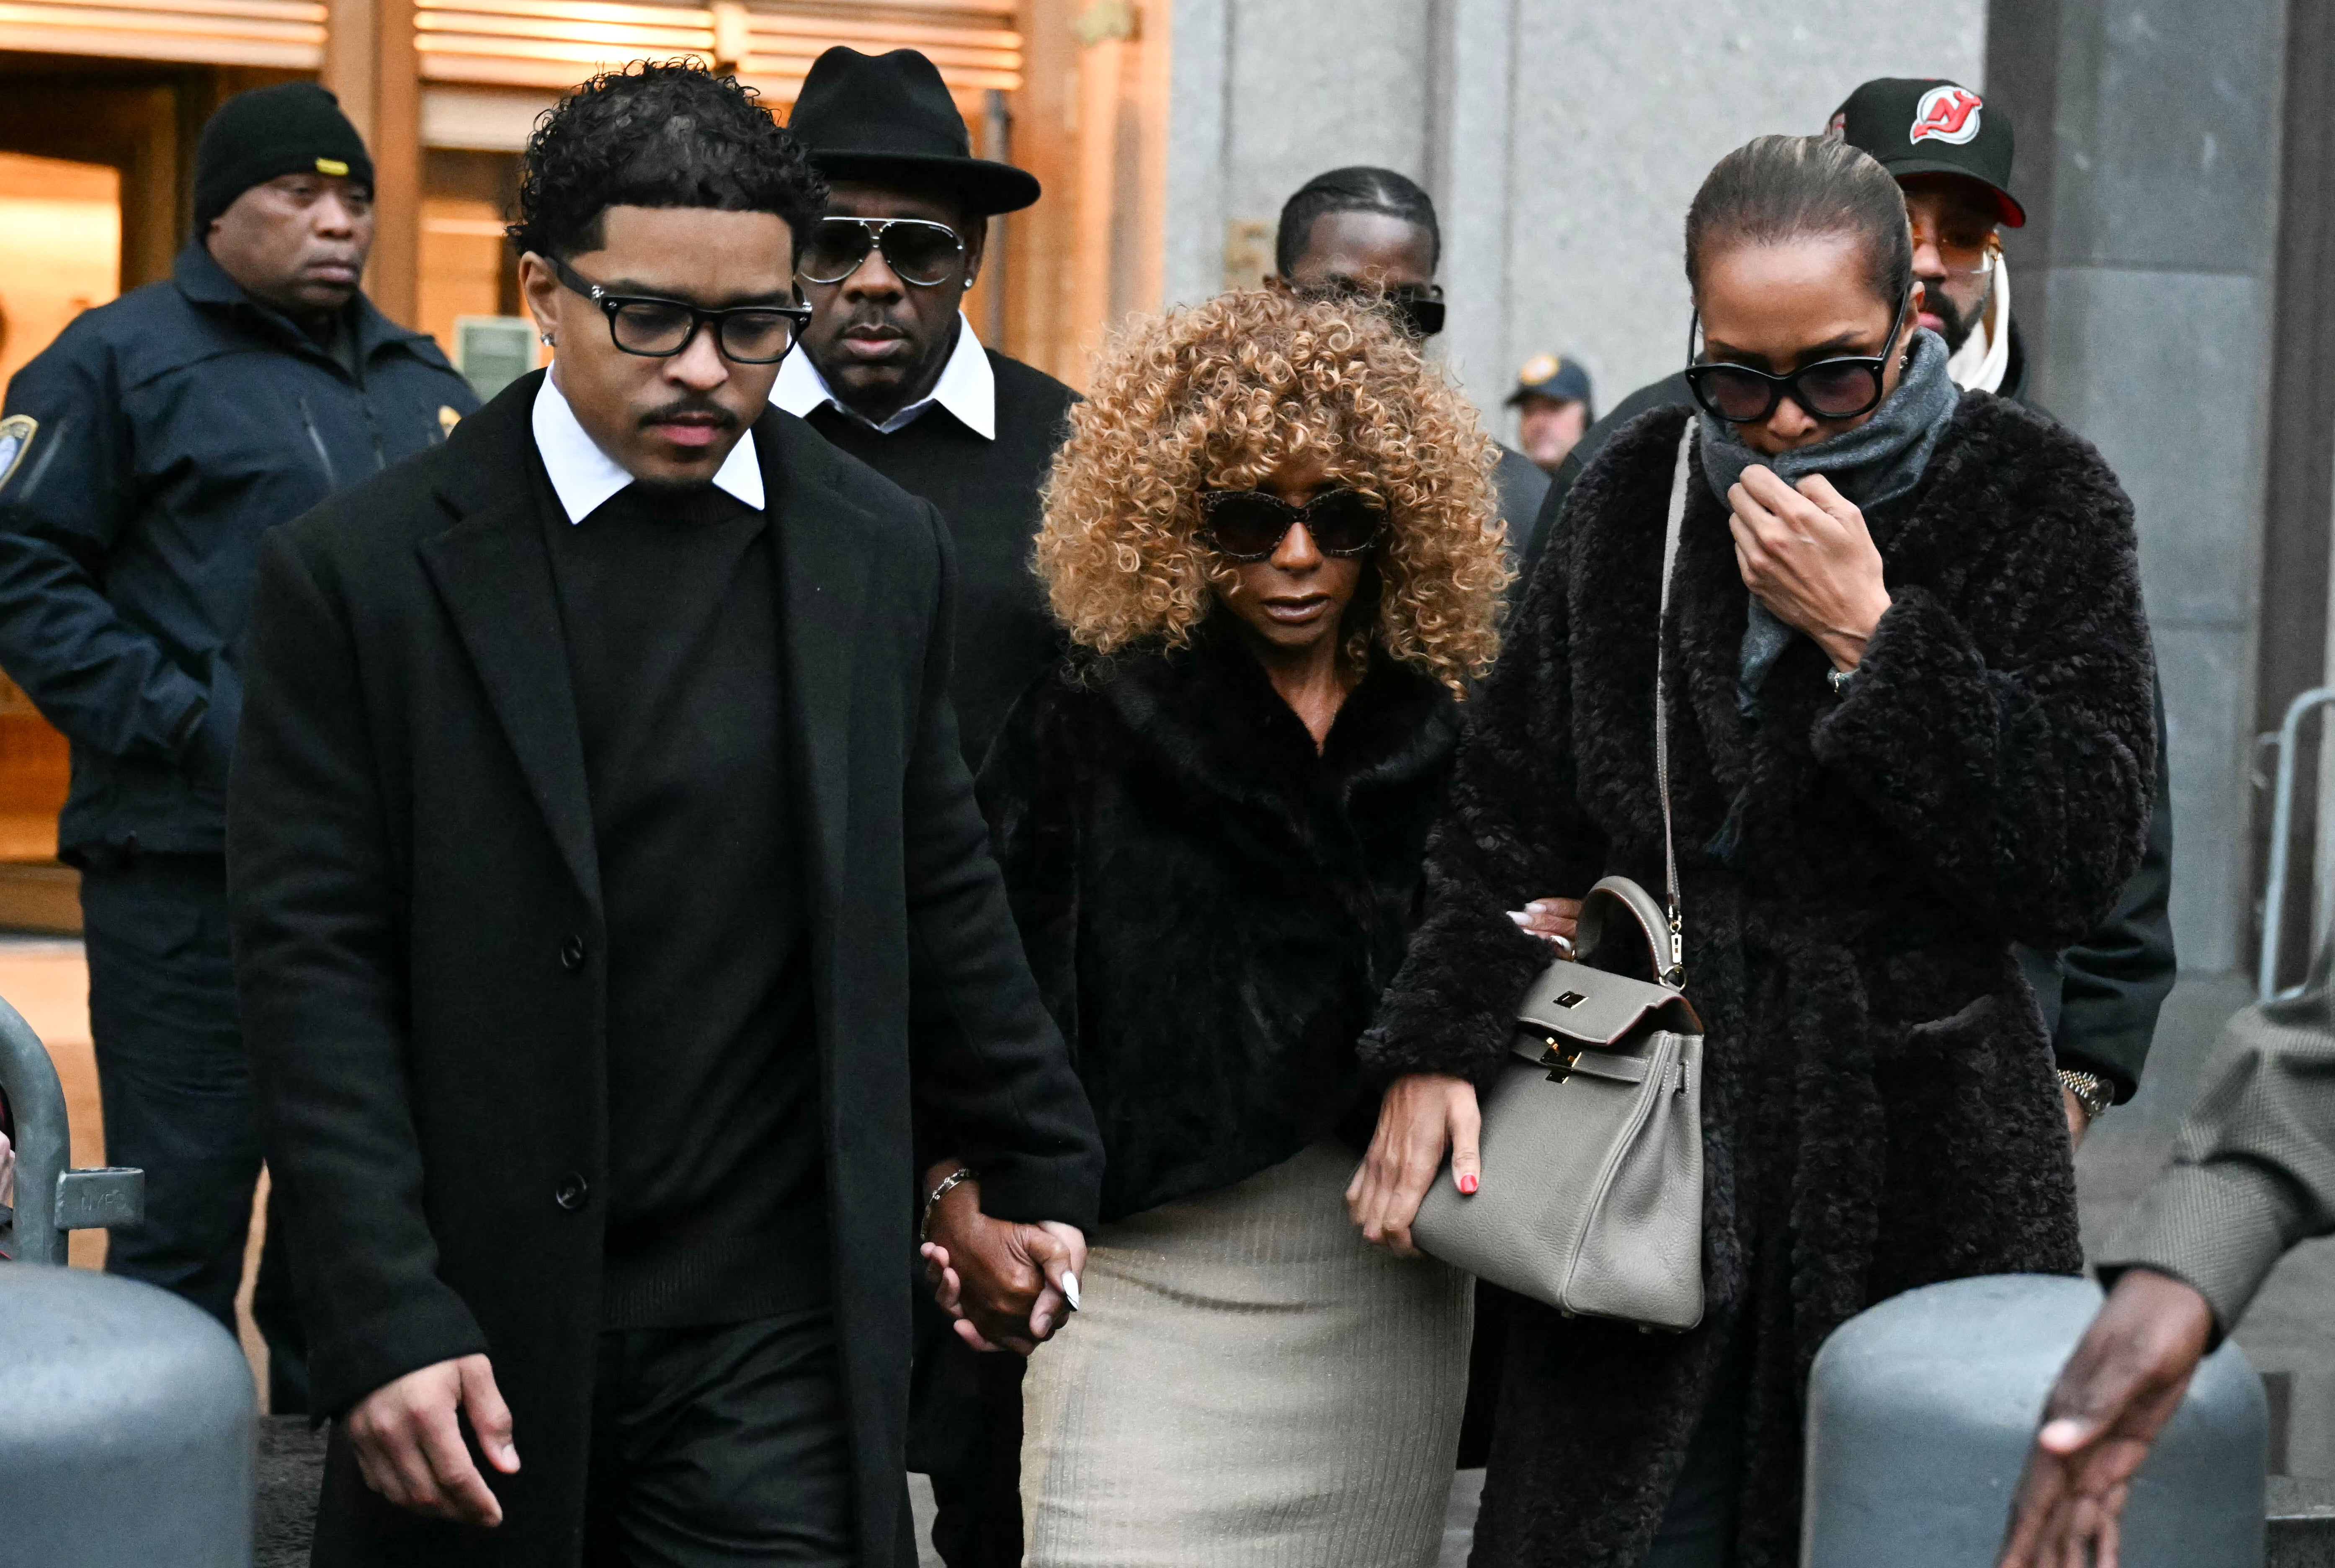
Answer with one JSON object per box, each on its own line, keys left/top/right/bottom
{"left": 0, "top": 415, "right": 36, "bottom": 496}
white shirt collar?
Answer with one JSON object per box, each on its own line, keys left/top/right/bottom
{"left": 1945, "top": 252, "right": 2013, "bottom": 397}
{"left": 770, "top": 312, "right": 995, "bottom": 440}
{"left": 530, "top": 369, "right": 765, "bottom": 524}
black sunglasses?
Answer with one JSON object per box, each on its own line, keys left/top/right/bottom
{"left": 797, "top": 217, "right": 967, "bottom": 288}
{"left": 1682, "top": 289, "right": 1912, "bottom": 424}
{"left": 552, "top": 257, "right": 810, "bottom": 365}
{"left": 1198, "top": 487, "right": 1389, "bottom": 562}
{"left": 1299, "top": 280, "right": 1446, "bottom": 339}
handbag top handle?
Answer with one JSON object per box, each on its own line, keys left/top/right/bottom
{"left": 1652, "top": 419, "right": 1696, "bottom": 989}
{"left": 1572, "top": 875, "right": 1682, "bottom": 986}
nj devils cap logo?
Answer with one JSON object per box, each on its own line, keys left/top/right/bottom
{"left": 1910, "top": 84, "right": 1984, "bottom": 146}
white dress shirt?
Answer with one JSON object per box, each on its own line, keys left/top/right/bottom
{"left": 531, "top": 369, "right": 765, "bottom": 524}
{"left": 770, "top": 312, "right": 996, "bottom": 440}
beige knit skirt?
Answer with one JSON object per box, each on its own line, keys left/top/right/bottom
{"left": 1020, "top": 1141, "right": 1474, "bottom": 1567}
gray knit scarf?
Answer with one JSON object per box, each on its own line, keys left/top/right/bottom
{"left": 1696, "top": 325, "right": 1958, "bottom": 717}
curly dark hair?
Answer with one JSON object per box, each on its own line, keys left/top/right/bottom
{"left": 508, "top": 60, "right": 827, "bottom": 260}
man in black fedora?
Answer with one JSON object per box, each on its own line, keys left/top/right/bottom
{"left": 775, "top": 46, "right": 1085, "bottom": 1568}
{"left": 775, "top": 46, "right": 1074, "bottom": 771}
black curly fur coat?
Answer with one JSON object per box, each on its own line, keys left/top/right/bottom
{"left": 1361, "top": 396, "right": 2158, "bottom": 1567}
{"left": 978, "top": 620, "right": 1459, "bottom": 1221}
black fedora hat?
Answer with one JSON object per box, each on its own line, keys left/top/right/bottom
{"left": 788, "top": 46, "right": 1040, "bottom": 216}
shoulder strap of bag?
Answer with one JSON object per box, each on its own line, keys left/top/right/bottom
{"left": 1653, "top": 419, "right": 1695, "bottom": 989}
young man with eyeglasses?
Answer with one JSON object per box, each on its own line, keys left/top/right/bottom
{"left": 775, "top": 46, "right": 1076, "bottom": 774}
{"left": 229, "top": 61, "right": 1101, "bottom": 1565}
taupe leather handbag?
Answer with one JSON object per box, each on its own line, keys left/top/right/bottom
{"left": 1411, "top": 422, "right": 1707, "bottom": 1332}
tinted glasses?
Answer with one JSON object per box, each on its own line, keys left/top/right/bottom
{"left": 1299, "top": 280, "right": 1446, "bottom": 338}
{"left": 1198, "top": 487, "right": 1388, "bottom": 562}
{"left": 552, "top": 257, "right": 809, "bottom": 364}
{"left": 797, "top": 217, "right": 967, "bottom": 287}
{"left": 1683, "top": 289, "right": 1912, "bottom": 424}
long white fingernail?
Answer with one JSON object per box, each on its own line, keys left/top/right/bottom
{"left": 1507, "top": 910, "right": 1532, "bottom": 926}
{"left": 1062, "top": 1270, "right": 1082, "bottom": 1311}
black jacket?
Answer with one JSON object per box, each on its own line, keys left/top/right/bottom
{"left": 979, "top": 625, "right": 1459, "bottom": 1220}
{"left": 228, "top": 374, "right": 1103, "bottom": 1567}
{"left": 1515, "top": 315, "right": 2175, "bottom": 1101}
{"left": 1366, "top": 397, "right": 2157, "bottom": 1567}
{"left": 804, "top": 351, "right": 1076, "bottom": 769}
{"left": 0, "top": 242, "right": 477, "bottom": 861}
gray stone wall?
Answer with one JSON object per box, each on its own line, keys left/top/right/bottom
{"left": 2019, "top": 0, "right": 2288, "bottom": 977}
{"left": 1162, "top": 0, "right": 1984, "bottom": 425}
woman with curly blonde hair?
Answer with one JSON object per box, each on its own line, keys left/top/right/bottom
{"left": 917, "top": 287, "right": 1507, "bottom": 1565}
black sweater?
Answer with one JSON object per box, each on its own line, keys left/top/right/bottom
{"left": 541, "top": 480, "right": 824, "bottom": 1328}
{"left": 977, "top": 624, "right": 1459, "bottom": 1220}
{"left": 804, "top": 350, "right": 1076, "bottom": 769}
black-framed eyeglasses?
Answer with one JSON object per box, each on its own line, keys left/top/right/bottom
{"left": 796, "top": 217, "right": 968, "bottom": 288}
{"left": 1298, "top": 280, "right": 1446, "bottom": 339}
{"left": 1682, "top": 289, "right": 1912, "bottom": 424}
{"left": 551, "top": 257, "right": 810, "bottom": 364}
{"left": 1198, "top": 487, "right": 1389, "bottom": 562}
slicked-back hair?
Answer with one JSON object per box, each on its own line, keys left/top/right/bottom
{"left": 1275, "top": 165, "right": 1441, "bottom": 276}
{"left": 1684, "top": 134, "right": 1912, "bottom": 309}
{"left": 508, "top": 59, "right": 827, "bottom": 262}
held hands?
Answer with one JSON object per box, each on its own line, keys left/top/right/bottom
{"left": 1347, "top": 1073, "right": 1481, "bottom": 1257}
{"left": 1996, "top": 1269, "right": 2217, "bottom": 1568}
{"left": 344, "top": 1353, "right": 520, "bottom": 1527}
{"left": 918, "top": 1161, "right": 1087, "bottom": 1356}
{"left": 1727, "top": 467, "right": 1892, "bottom": 673}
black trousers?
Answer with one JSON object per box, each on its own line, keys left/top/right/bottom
{"left": 80, "top": 852, "right": 307, "bottom": 1411}
{"left": 584, "top": 1310, "right": 856, "bottom": 1567}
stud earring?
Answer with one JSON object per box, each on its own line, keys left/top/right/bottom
{"left": 540, "top": 332, "right": 554, "bottom": 346}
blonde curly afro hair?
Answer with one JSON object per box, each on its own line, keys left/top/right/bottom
{"left": 1035, "top": 288, "right": 1509, "bottom": 695}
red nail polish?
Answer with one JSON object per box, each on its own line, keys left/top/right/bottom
{"left": 1458, "top": 1173, "right": 1479, "bottom": 1195}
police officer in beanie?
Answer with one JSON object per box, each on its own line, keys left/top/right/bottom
{"left": 0, "top": 81, "right": 477, "bottom": 1408}
{"left": 1515, "top": 75, "right": 2172, "bottom": 1155}
{"left": 774, "top": 45, "right": 1074, "bottom": 771}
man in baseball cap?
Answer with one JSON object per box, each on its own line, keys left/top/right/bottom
{"left": 1830, "top": 77, "right": 2024, "bottom": 396}
{"left": 1505, "top": 352, "right": 1595, "bottom": 473}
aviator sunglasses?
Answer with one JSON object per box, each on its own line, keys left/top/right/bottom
{"left": 797, "top": 217, "right": 968, "bottom": 287}
{"left": 1682, "top": 288, "right": 1912, "bottom": 425}
{"left": 1198, "top": 487, "right": 1389, "bottom": 562}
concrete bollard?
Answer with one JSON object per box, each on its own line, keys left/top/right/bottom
{"left": 1804, "top": 1273, "right": 2265, "bottom": 1568}
{"left": 0, "top": 1264, "right": 258, "bottom": 1566}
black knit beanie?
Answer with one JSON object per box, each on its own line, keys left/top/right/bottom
{"left": 193, "top": 83, "right": 374, "bottom": 234}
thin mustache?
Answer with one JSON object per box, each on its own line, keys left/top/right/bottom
{"left": 638, "top": 402, "right": 739, "bottom": 429}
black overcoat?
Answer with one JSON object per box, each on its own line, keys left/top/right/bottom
{"left": 1362, "top": 396, "right": 2157, "bottom": 1567}
{"left": 227, "top": 373, "right": 1104, "bottom": 1568}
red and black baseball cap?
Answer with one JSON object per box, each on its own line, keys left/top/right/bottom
{"left": 1827, "top": 77, "right": 2023, "bottom": 228}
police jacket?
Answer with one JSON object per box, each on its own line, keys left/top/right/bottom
{"left": 0, "top": 242, "right": 477, "bottom": 862}
{"left": 1508, "top": 314, "right": 2175, "bottom": 1104}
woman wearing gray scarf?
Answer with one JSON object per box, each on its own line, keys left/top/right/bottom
{"left": 1351, "top": 135, "right": 2158, "bottom": 1568}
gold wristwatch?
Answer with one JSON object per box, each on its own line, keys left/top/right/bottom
{"left": 2056, "top": 1068, "right": 2112, "bottom": 1124}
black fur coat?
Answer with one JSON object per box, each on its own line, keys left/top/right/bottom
{"left": 979, "top": 621, "right": 1459, "bottom": 1221}
{"left": 1361, "top": 397, "right": 2158, "bottom": 1567}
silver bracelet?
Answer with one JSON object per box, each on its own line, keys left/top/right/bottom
{"left": 920, "top": 1166, "right": 977, "bottom": 1240}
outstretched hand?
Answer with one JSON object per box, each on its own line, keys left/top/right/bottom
{"left": 1996, "top": 1269, "right": 2217, "bottom": 1568}
{"left": 919, "top": 1163, "right": 1087, "bottom": 1355}
{"left": 1347, "top": 1073, "right": 1480, "bottom": 1257}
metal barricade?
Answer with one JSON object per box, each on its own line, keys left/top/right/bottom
{"left": 0, "top": 990, "right": 142, "bottom": 1264}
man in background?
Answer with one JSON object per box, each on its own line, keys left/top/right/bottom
{"left": 776, "top": 45, "right": 1075, "bottom": 770}
{"left": 1507, "top": 352, "right": 1594, "bottom": 472}
{"left": 1266, "top": 165, "right": 1553, "bottom": 549}
{"left": 0, "top": 82, "right": 477, "bottom": 1408}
